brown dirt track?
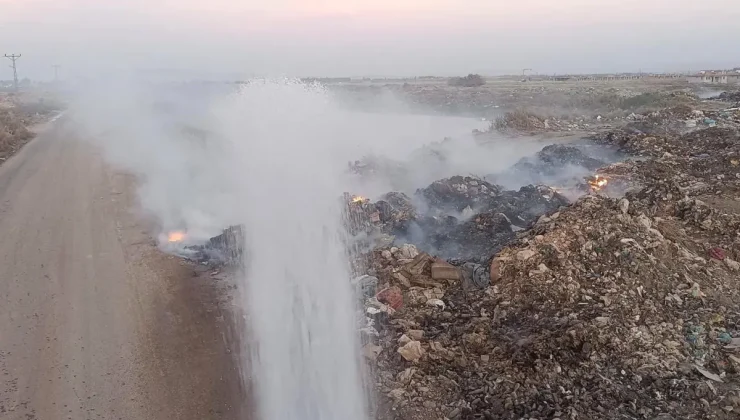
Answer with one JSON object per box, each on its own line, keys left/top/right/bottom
{"left": 0, "top": 120, "right": 244, "bottom": 420}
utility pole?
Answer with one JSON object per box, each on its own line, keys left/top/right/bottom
{"left": 52, "top": 65, "right": 61, "bottom": 82}
{"left": 4, "top": 54, "right": 21, "bottom": 91}
{"left": 522, "top": 68, "right": 533, "bottom": 81}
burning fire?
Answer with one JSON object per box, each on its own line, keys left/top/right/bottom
{"left": 588, "top": 175, "right": 608, "bottom": 191}
{"left": 167, "top": 230, "right": 186, "bottom": 243}
{"left": 351, "top": 195, "right": 367, "bottom": 203}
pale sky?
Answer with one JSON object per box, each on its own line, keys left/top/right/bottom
{"left": 1, "top": 0, "right": 739, "bottom": 80}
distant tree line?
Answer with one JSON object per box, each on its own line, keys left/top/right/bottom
{"left": 448, "top": 74, "right": 486, "bottom": 87}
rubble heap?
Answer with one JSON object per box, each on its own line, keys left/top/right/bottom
{"left": 346, "top": 192, "right": 418, "bottom": 239}
{"left": 348, "top": 176, "right": 568, "bottom": 262}
{"left": 416, "top": 176, "right": 502, "bottom": 213}
{"left": 590, "top": 107, "right": 740, "bottom": 154}
{"left": 490, "top": 110, "right": 607, "bottom": 134}
{"left": 186, "top": 225, "right": 245, "bottom": 265}
{"left": 621, "top": 105, "right": 704, "bottom": 136}
{"left": 510, "top": 144, "right": 605, "bottom": 178}
{"left": 413, "top": 183, "right": 567, "bottom": 261}
{"left": 360, "top": 122, "right": 740, "bottom": 419}
{"left": 714, "top": 91, "right": 740, "bottom": 103}
{"left": 593, "top": 127, "right": 740, "bottom": 160}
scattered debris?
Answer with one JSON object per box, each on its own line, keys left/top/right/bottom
{"left": 397, "top": 340, "right": 424, "bottom": 362}
{"left": 185, "top": 225, "right": 245, "bottom": 265}
{"left": 164, "top": 82, "right": 740, "bottom": 419}
{"left": 513, "top": 144, "right": 606, "bottom": 175}
{"left": 353, "top": 99, "right": 740, "bottom": 419}
{"left": 714, "top": 91, "right": 740, "bottom": 103}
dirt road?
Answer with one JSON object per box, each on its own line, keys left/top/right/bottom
{"left": 0, "top": 121, "right": 243, "bottom": 419}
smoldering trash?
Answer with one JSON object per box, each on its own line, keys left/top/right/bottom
{"left": 167, "top": 225, "right": 246, "bottom": 266}
{"left": 168, "top": 97, "right": 740, "bottom": 419}
{"left": 348, "top": 102, "right": 740, "bottom": 420}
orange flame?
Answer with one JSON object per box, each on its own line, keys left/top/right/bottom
{"left": 588, "top": 175, "right": 608, "bottom": 191}
{"left": 351, "top": 195, "right": 367, "bottom": 203}
{"left": 167, "top": 231, "right": 186, "bottom": 243}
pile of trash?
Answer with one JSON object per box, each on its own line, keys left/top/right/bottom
{"left": 185, "top": 225, "right": 245, "bottom": 266}
{"left": 592, "top": 126, "right": 740, "bottom": 159}
{"left": 714, "top": 91, "right": 740, "bottom": 103}
{"left": 357, "top": 118, "right": 740, "bottom": 418}
{"left": 598, "top": 106, "right": 740, "bottom": 143}
{"left": 347, "top": 176, "right": 569, "bottom": 262}
{"left": 621, "top": 105, "right": 704, "bottom": 135}
{"left": 490, "top": 110, "right": 604, "bottom": 134}
{"left": 417, "top": 176, "right": 502, "bottom": 213}
{"left": 484, "top": 143, "right": 624, "bottom": 200}
{"left": 506, "top": 144, "right": 605, "bottom": 181}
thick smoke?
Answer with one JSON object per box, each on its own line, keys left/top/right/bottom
{"left": 66, "top": 77, "right": 609, "bottom": 419}
{"left": 214, "top": 80, "right": 370, "bottom": 420}
{"left": 67, "top": 81, "right": 243, "bottom": 244}
{"left": 68, "top": 79, "right": 552, "bottom": 245}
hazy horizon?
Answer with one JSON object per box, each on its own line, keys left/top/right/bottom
{"left": 1, "top": 0, "right": 739, "bottom": 81}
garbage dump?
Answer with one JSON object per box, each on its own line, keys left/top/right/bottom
{"left": 493, "top": 144, "right": 608, "bottom": 189}
{"left": 346, "top": 175, "right": 569, "bottom": 263}
{"left": 348, "top": 102, "right": 740, "bottom": 419}
{"left": 165, "top": 96, "right": 740, "bottom": 419}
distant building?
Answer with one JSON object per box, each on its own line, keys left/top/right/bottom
{"left": 687, "top": 71, "right": 740, "bottom": 84}
{"left": 300, "top": 77, "right": 352, "bottom": 84}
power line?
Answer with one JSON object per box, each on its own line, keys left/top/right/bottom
{"left": 4, "top": 54, "right": 21, "bottom": 91}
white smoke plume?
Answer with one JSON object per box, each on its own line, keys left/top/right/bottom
{"left": 215, "top": 79, "right": 369, "bottom": 420}
{"left": 65, "top": 77, "right": 606, "bottom": 419}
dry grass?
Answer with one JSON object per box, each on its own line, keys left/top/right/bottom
{"left": 0, "top": 94, "right": 64, "bottom": 160}
{"left": 391, "top": 79, "right": 699, "bottom": 119}
{"left": 0, "top": 107, "right": 37, "bottom": 159}
{"left": 520, "top": 90, "right": 697, "bottom": 117}
{"left": 448, "top": 74, "right": 485, "bottom": 87}
{"left": 493, "top": 109, "right": 547, "bottom": 132}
